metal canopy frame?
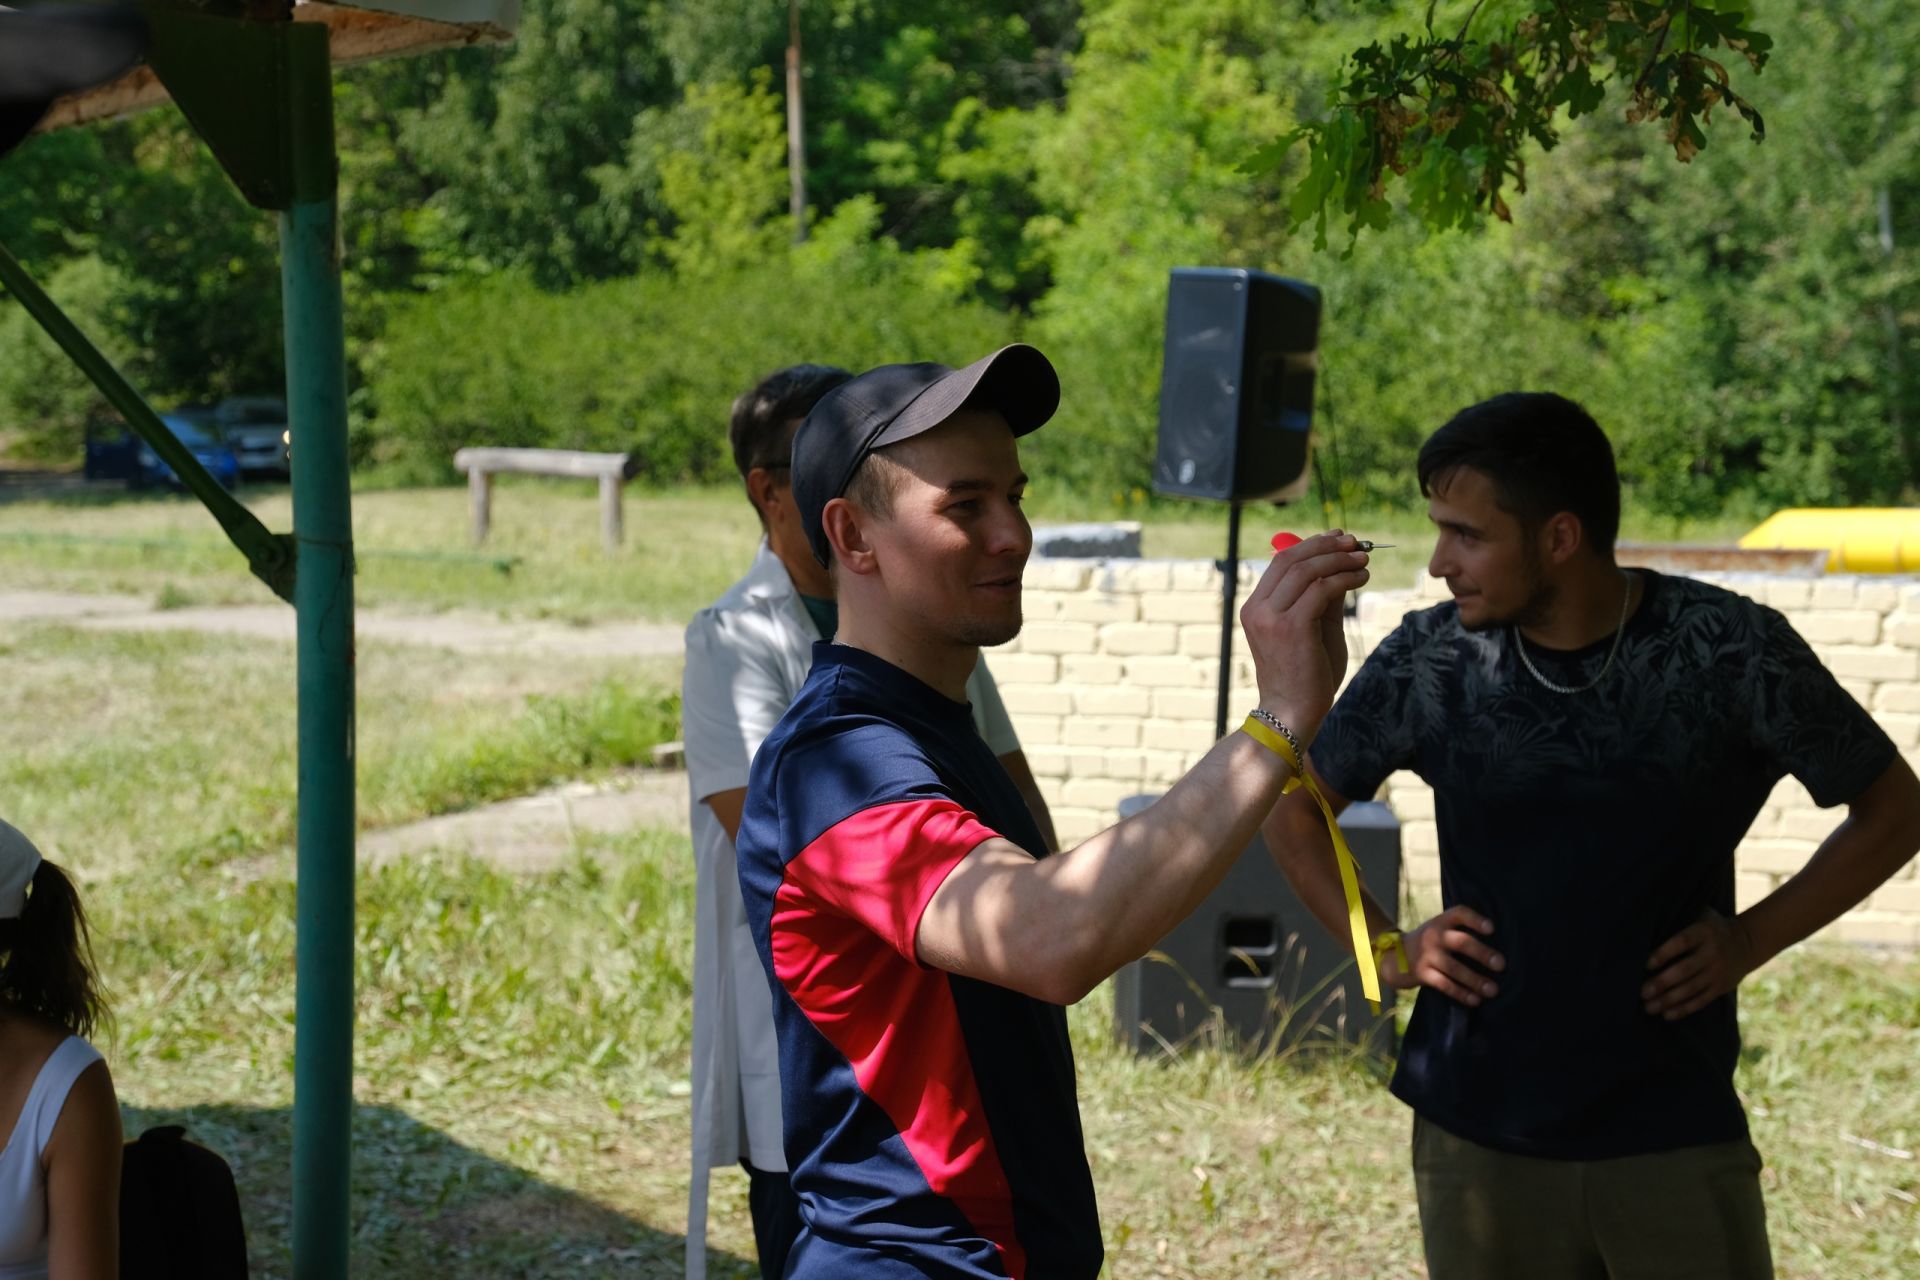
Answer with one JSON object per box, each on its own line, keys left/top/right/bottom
{"left": 0, "top": 4, "right": 514, "bottom": 1275}
{"left": 39, "top": 0, "right": 516, "bottom": 134}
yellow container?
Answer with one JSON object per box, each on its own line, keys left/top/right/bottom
{"left": 1739, "top": 508, "right": 1920, "bottom": 574}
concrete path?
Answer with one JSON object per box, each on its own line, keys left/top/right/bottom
{"left": 359, "top": 768, "right": 692, "bottom": 873}
{"left": 0, "top": 589, "right": 685, "bottom": 659}
{"left": 3, "top": 588, "right": 695, "bottom": 873}
{"left": 0, "top": 589, "right": 152, "bottom": 621}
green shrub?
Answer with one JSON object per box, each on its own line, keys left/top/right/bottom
{"left": 364, "top": 226, "right": 1017, "bottom": 483}
{"left": 0, "top": 255, "right": 137, "bottom": 462}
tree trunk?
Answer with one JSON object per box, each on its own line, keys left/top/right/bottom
{"left": 787, "top": 0, "right": 808, "bottom": 244}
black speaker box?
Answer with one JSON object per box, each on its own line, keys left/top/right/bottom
{"left": 1153, "top": 267, "right": 1321, "bottom": 504}
{"left": 1112, "top": 797, "right": 1400, "bottom": 1056}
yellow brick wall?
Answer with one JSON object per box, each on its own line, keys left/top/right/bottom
{"left": 986, "top": 560, "right": 1920, "bottom": 949}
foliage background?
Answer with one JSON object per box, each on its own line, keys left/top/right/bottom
{"left": 2, "top": 0, "right": 1917, "bottom": 522}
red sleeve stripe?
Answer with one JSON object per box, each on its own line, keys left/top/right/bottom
{"left": 773, "top": 799, "right": 1027, "bottom": 1276}
{"left": 781, "top": 797, "right": 997, "bottom": 963}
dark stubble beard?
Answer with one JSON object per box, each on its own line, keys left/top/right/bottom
{"left": 1460, "top": 550, "right": 1558, "bottom": 632}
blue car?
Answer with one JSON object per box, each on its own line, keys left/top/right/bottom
{"left": 84, "top": 412, "right": 241, "bottom": 491}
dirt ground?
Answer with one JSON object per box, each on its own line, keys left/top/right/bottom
{"left": 0, "top": 587, "right": 686, "bottom": 659}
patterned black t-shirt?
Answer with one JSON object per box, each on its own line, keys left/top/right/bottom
{"left": 1312, "top": 570, "right": 1895, "bottom": 1159}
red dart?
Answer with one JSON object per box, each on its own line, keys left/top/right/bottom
{"left": 1271, "top": 531, "right": 1393, "bottom": 553}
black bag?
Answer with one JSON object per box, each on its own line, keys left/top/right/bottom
{"left": 118, "top": 1125, "right": 249, "bottom": 1278}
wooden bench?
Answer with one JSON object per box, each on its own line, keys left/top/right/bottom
{"left": 452, "top": 447, "right": 641, "bottom": 552}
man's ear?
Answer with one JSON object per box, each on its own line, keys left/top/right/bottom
{"left": 1542, "top": 511, "right": 1585, "bottom": 566}
{"left": 745, "top": 467, "right": 782, "bottom": 521}
{"left": 822, "top": 497, "right": 878, "bottom": 576}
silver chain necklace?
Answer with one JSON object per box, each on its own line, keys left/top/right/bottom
{"left": 1513, "top": 572, "right": 1633, "bottom": 695}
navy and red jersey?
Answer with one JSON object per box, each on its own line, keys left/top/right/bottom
{"left": 736, "top": 642, "right": 1102, "bottom": 1278}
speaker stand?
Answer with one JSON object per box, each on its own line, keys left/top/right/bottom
{"left": 1213, "top": 502, "right": 1242, "bottom": 740}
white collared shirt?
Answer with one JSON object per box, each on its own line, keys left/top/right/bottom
{"left": 679, "top": 540, "right": 1018, "bottom": 1276}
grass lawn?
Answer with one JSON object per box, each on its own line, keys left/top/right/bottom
{"left": 1, "top": 486, "right": 1912, "bottom": 1276}
{"left": 0, "top": 479, "right": 1757, "bottom": 621}
{"left": 0, "top": 482, "right": 765, "bottom": 624}
{"left": 93, "top": 842, "right": 1920, "bottom": 1279}
{"left": 0, "top": 623, "right": 678, "bottom": 880}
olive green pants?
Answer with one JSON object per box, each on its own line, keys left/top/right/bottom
{"left": 1413, "top": 1114, "right": 1775, "bottom": 1280}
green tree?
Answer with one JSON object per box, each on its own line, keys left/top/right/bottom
{"left": 0, "top": 255, "right": 138, "bottom": 459}
{"left": 335, "top": 56, "right": 474, "bottom": 301}
{"left": 1269, "top": 1, "right": 1775, "bottom": 245}
{"left": 0, "top": 129, "right": 123, "bottom": 269}
{"left": 650, "top": 0, "right": 1078, "bottom": 305}
{"left": 612, "top": 70, "right": 790, "bottom": 275}
{"left": 366, "top": 241, "right": 1014, "bottom": 483}
{"left": 1020, "top": 0, "right": 1295, "bottom": 499}
{"left": 400, "top": 0, "right": 673, "bottom": 287}
{"left": 0, "top": 107, "right": 283, "bottom": 458}
{"left": 1622, "top": 0, "right": 1920, "bottom": 505}
{"left": 90, "top": 111, "right": 285, "bottom": 403}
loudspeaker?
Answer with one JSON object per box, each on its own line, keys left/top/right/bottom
{"left": 1153, "top": 267, "right": 1321, "bottom": 504}
{"left": 1112, "top": 797, "right": 1400, "bottom": 1056}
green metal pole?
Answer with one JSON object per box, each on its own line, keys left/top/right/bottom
{"left": 280, "top": 24, "right": 355, "bottom": 1280}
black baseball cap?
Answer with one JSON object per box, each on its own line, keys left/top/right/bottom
{"left": 0, "top": 4, "right": 148, "bottom": 157}
{"left": 793, "top": 343, "right": 1060, "bottom": 566}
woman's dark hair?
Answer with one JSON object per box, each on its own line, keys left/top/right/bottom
{"left": 728, "top": 363, "right": 854, "bottom": 480}
{"left": 0, "top": 861, "right": 106, "bottom": 1040}
{"left": 1416, "top": 391, "right": 1621, "bottom": 557}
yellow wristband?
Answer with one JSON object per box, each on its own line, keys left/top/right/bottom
{"left": 1240, "top": 714, "right": 1298, "bottom": 767}
{"left": 1239, "top": 715, "right": 1385, "bottom": 1011}
{"left": 1372, "top": 929, "right": 1410, "bottom": 974}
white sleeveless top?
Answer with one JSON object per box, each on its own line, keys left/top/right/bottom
{"left": 0, "top": 1037, "right": 103, "bottom": 1279}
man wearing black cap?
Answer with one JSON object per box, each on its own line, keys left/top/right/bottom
{"left": 680, "top": 363, "right": 1054, "bottom": 1279}
{"left": 734, "top": 344, "right": 1372, "bottom": 1276}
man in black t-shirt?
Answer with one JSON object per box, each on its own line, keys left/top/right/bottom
{"left": 1265, "top": 393, "right": 1920, "bottom": 1279}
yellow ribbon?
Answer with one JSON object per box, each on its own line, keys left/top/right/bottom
{"left": 1372, "top": 928, "right": 1410, "bottom": 976}
{"left": 1241, "top": 715, "right": 1384, "bottom": 1010}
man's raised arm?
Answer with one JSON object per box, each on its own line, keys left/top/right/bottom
{"left": 915, "top": 531, "right": 1370, "bottom": 1005}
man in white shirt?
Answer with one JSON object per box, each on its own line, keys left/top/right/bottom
{"left": 680, "top": 364, "right": 1057, "bottom": 1278}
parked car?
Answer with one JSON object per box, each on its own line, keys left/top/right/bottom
{"left": 83, "top": 412, "right": 240, "bottom": 491}
{"left": 81, "top": 417, "right": 140, "bottom": 482}
{"left": 210, "top": 395, "right": 290, "bottom": 479}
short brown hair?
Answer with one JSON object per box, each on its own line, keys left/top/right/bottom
{"left": 827, "top": 450, "right": 912, "bottom": 574}
{"left": 842, "top": 449, "right": 907, "bottom": 519}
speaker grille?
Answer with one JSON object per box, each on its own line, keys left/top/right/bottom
{"left": 1154, "top": 273, "right": 1245, "bottom": 498}
{"left": 1153, "top": 268, "right": 1320, "bottom": 503}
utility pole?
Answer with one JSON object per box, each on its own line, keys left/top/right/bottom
{"left": 1879, "top": 184, "right": 1907, "bottom": 479}
{"left": 1872, "top": 1, "right": 1910, "bottom": 483}
{"left": 786, "top": 0, "right": 808, "bottom": 243}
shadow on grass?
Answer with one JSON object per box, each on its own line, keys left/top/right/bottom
{"left": 123, "top": 1102, "right": 753, "bottom": 1279}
